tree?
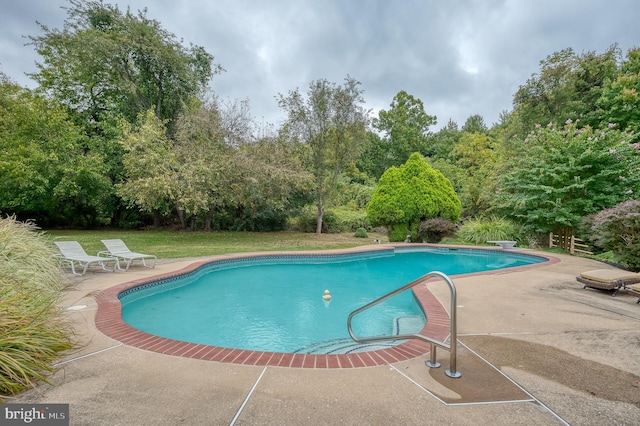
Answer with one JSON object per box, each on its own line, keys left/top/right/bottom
{"left": 0, "top": 76, "right": 112, "bottom": 227}
{"left": 428, "top": 119, "right": 460, "bottom": 160}
{"left": 116, "top": 109, "right": 178, "bottom": 227}
{"left": 29, "top": 0, "right": 220, "bottom": 134}
{"left": 172, "top": 98, "right": 239, "bottom": 230}
{"left": 366, "top": 153, "right": 461, "bottom": 241}
{"left": 495, "top": 121, "right": 640, "bottom": 235}
{"left": 461, "top": 114, "right": 487, "bottom": 134}
{"left": 278, "top": 76, "right": 369, "bottom": 234}
{"left": 356, "top": 130, "right": 389, "bottom": 180}
{"left": 597, "top": 47, "right": 640, "bottom": 136}
{"left": 374, "top": 90, "right": 437, "bottom": 168}
{"left": 512, "top": 46, "right": 619, "bottom": 133}
{"left": 232, "top": 136, "right": 313, "bottom": 231}
{"left": 449, "top": 132, "right": 497, "bottom": 216}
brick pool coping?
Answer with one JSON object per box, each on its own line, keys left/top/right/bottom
{"left": 94, "top": 246, "right": 559, "bottom": 368}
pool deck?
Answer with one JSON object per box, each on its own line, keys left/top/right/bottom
{"left": 9, "top": 246, "right": 640, "bottom": 425}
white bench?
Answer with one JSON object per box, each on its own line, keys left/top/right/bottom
{"left": 487, "top": 240, "right": 517, "bottom": 249}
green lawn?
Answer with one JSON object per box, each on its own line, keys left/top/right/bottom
{"left": 45, "top": 230, "right": 389, "bottom": 259}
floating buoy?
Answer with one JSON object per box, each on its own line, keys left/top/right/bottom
{"left": 322, "top": 289, "right": 332, "bottom": 301}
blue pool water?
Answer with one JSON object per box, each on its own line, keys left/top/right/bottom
{"left": 120, "top": 248, "right": 544, "bottom": 354}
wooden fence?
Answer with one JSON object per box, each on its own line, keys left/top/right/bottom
{"left": 549, "top": 232, "right": 593, "bottom": 256}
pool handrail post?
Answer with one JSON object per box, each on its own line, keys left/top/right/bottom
{"left": 347, "top": 270, "right": 461, "bottom": 378}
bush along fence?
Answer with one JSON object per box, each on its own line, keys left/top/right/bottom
{"left": 549, "top": 232, "right": 593, "bottom": 255}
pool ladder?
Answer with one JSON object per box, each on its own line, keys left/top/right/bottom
{"left": 347, "top": 271, "right": 461, "bottom": 378}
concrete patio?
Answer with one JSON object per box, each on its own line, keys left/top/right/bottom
{"left": 9, "top": 247, "right": 640, "bottom": 425}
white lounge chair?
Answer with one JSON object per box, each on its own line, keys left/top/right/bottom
{"left": 54, "top": 241, "right": 119, "bottom": 275}
{"left": 99, "top": 239, "right": 157, "bottom": 271}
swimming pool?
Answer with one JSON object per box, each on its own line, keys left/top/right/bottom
{"left": 117, "top": 247, "right": 546, "bottom": 355}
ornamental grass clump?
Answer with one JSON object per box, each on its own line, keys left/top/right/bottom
{"left": 0, "top": 217, "right": 74, "bottom": 401}
{"left": 456, "top": 216, "right": 521, "bottom": 245}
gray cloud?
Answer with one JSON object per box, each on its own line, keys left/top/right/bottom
{"left": 1, "top": 0, "right": 638, "bottom": 130}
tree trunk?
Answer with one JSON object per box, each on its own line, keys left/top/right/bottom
{"left": 176, "top": 205, "right": 187, "bottom": 229}
{"left": 153, "top": 209, "right": 161, "bottom": 228}
{"left": 316, "top": 202, "right": 323, "bottom": 235}
{"left": 204, "top": 208, "right": 214, "bottom": 232}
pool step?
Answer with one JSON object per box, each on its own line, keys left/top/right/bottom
{"left": 392, "top": 315, "right": 425, "bottom": 335}
{"left": 294, "top": 315, "right": 425, "bottom": 354}
{"left": 293, "top": 338, "right": 400, "bottom": 355}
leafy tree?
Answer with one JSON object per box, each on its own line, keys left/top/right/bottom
{"left": 597, "top": 47, "right": 640, "bottom": 136}
{"left": 428, "top": 119, "right": 460, "bottom": 160}
{"left": 512, "top": 46, "right": 619, "bottom": 133}
{"left": 461, "top": 114, "right": 487, "bottom": 134}
{"left": 0, "top": 80, "right": 68, "bottom": 220}
{"left": 278, "top": 76, "right": 369, "bottom": 234}
{"left": 449, "top": 132, "right": 497, "bottom": 216}
{"left": 231, "top": 136, "right": 313, "bottom": 231}
{"left": 53, "top": 146, "right": 114, "bottom": 228}
{"left": 450, "top": 132, "right": 494, "bottom": 172}
{"left": 374, "top": 90, "right": 437, "bottom": 168}
{"left": 495, "top": 121, "right": 640, "bottom": 235}
{"left": 366, "top": 153, "right": 461, "bottom": 241}
{"left": 0, "top": 76, "right": 111, "bottom": 226}
{"left": 172, "top": 98, "right": 239, "bottom": 230}
{"left": 29, "top": 0, "right": 219, "bottom": 134}
{"left": 357, "top": 130, "right": 389, "bottom": 180}
{"left": 116, "top": 109, "right": 178, "bottom": 227}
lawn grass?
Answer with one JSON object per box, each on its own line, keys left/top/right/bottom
{"left": 45, "top": 230, "right": 389, "bottom": 259}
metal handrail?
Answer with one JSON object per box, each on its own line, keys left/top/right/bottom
{"left": 347, "top": 271, "right": 461, "bottom": 378}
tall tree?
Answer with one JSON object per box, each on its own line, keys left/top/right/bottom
{"left": 233, "top": 136, "right": 313, "bottom": 231}
{"left": 29, "top": 0, "right": 220, "bottom": 134}
{"left": 374, "top": 90, "right": 437, "bottom": 168}
{"left": 512, "top": 46, "right": 619, "bottom": 133}
{"left": 116, "top": 109, "right": 178, "bottom": 227}
{"left": 597, "top": 47, "right": 640, "bottom": 135}
{"left": 172, "top": 98, "right": 239, "bottom": 230}
{"left": 0, "top": 75, "right": 112, "bottom": 227}
{"left": 449, "top": 132, "right": 496, "bottom": 216}
{"left": 356, "top": 130, "right": 388, "bottom": 180}
{"left": 495, "top": 121, "right": 640, "bottom": 235}
{"left": 278, "top": 76, "right": 369, "bottom": 234}
{"left": 461, "top": 114, "right": 487, "bottom": 134}
{"left": 428, "top": 119, "right": 460, "bottom": 160}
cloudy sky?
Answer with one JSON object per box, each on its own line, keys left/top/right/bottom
{"left": 1, "top": 0, "right": 639, "bottom": 130}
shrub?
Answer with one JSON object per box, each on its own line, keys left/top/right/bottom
{"left": 290, "top": 205, "right": 369, "bottom": 233}
{"left": 354, "top": 227, "right": 368, "bottom": 238}
{"left": 366, "top": 153, "right": 461, "bottom": 241}
{"left": 389, "top": 223, "right": 410, "bottom": 242}
{"left": 456, "top": 216, "right": 522, "bottom": 245}
{"left": 0, "top": 217, "right": 74, "bottom": 400}
{"left": 581, "top": 199, "right": 640, "bottom": 271}
{"left": 494, "top": 121, "right": 640, "bottom": 234}
{"left": 416, "top": 218, "right": 457, "bottom": 243}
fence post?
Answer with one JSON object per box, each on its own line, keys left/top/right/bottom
{"left": 570, "top": 235, "right": 575, "bottom": 255}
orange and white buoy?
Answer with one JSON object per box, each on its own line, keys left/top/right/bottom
{"left": 322, "top": 289, "right": 332, "bottom": 301}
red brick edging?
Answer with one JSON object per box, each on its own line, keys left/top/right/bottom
{"left": 94, "top": 247, "right": 557, "bottom": 368}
